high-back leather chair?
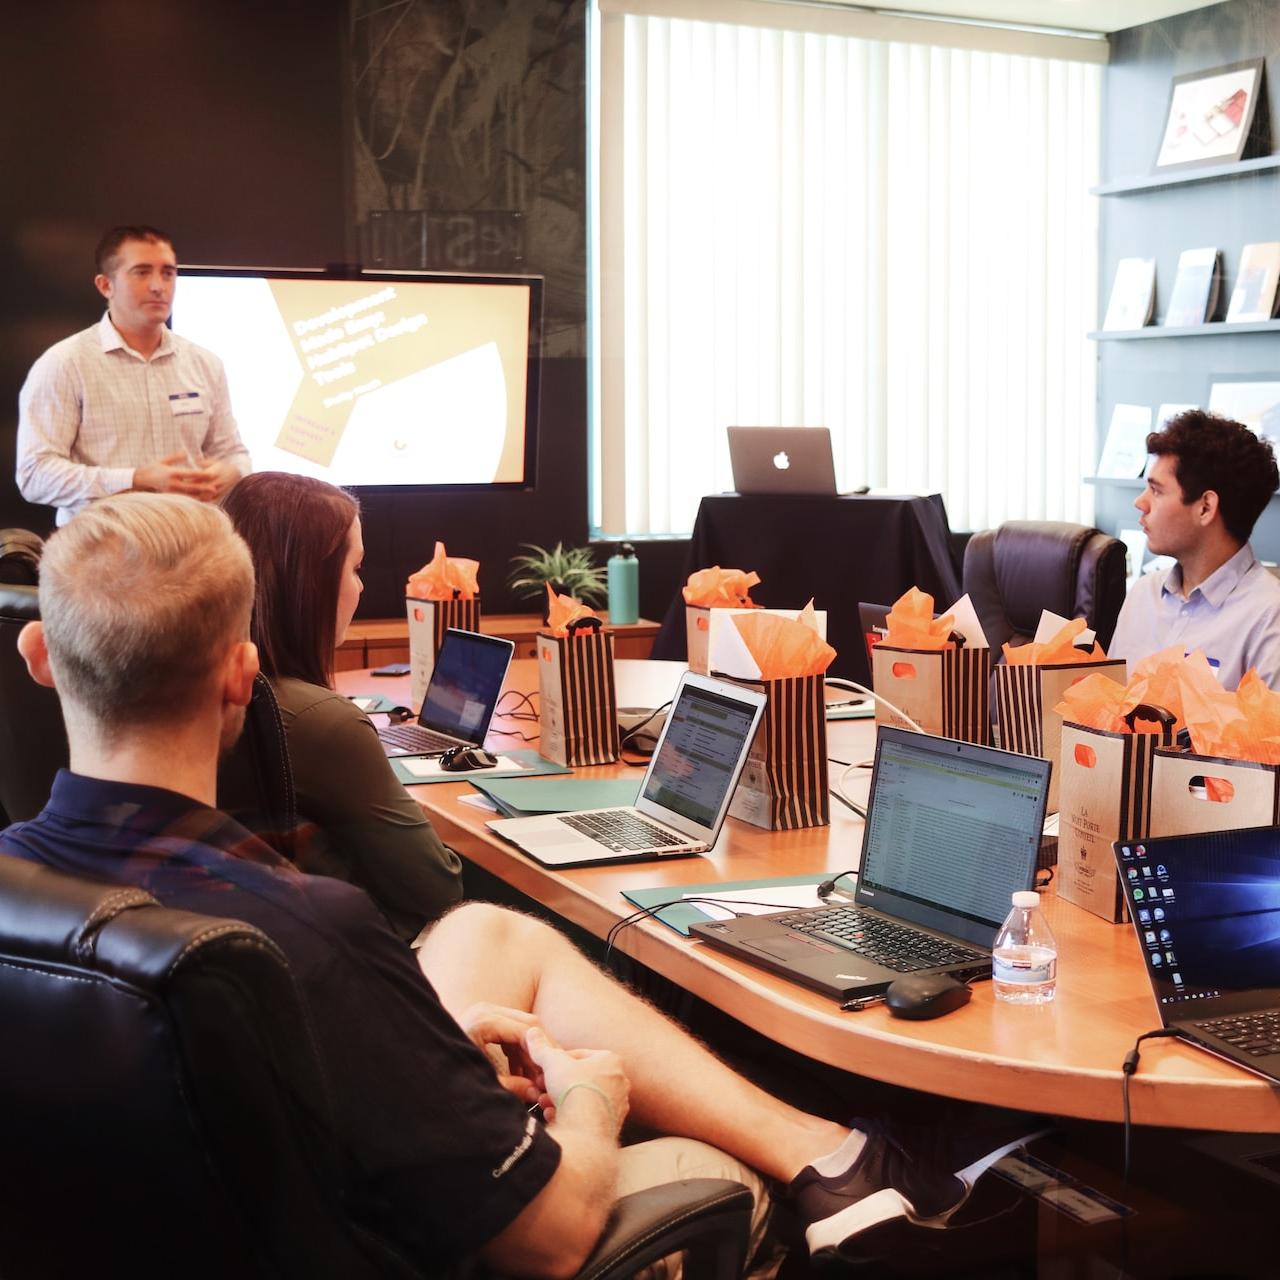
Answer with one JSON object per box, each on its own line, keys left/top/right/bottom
{"left": 0, "top": 528, "right": 42, "bottom": 585}
{"left": 0, "top": 857, "right": 752, "bottom": 1280}
{"left": 962, "top": 521, "right": 1128, "bottom": 653}
{"left": 0, "top": 584, "right": 67, "bottom": 824}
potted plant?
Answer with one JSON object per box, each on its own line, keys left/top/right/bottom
{"left": 507, "top": 542, "right": 607, "bottom": 615}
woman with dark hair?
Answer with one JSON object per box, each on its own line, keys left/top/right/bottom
{"left": 222, "top": 471, "right": 462, "bottom": 938}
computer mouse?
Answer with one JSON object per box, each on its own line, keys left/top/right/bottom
{"left": 884, "top": 973, "right": 972, "bottom": 1021}
{"left": 439, "top": 747, "right": 500, "bottom": 772}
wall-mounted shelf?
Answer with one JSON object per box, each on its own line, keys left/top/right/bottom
{"left": 1091, "top": 154, "right": 1280, "bottom": 197}
{"left": 1089, "top": 319, "right": 1280, "bottom": 341}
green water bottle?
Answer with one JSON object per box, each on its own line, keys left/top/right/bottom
{"left": 607, "top": 542, "right": 639, "bottom": 625}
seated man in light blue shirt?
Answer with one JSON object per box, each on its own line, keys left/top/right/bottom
{"left": 1110, "top": 410, "right": 1280, "bottom": 690}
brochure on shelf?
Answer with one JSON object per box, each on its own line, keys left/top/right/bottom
{"left": 1097, "top": 403, "right": 1153, "bottom": 479}
{"left": 1162, "top": 247, "right": 1220, "bottom": 327}
{"left": 1102, "top": 257, "right": 1156, "bottom": 331}
{"left": 1226, "top": 242, "right": 1280, "bottom": 323}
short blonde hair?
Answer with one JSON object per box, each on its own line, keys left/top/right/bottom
{"left": 39, "top": 494, "right": 254, "bottom": 730}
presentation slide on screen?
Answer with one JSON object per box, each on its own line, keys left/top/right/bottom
{"left": 172, "top": 277, "right": 532, "bottom": 486}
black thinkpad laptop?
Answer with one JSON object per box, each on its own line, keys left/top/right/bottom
{"left": 691, "top": 727, "right": 1051, "bottom": 1001}
{"left": 1114, "top": 827, "right": 1280, "bottom": 1084}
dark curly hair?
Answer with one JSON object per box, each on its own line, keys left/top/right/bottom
{"left": 1146, "top": 410, "right": 1279, "bottom": 544}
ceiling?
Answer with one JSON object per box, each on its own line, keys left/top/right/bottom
{"left": 821, "top": 1, "right": 1224, "bottom": 35}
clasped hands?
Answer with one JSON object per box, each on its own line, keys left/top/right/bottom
{"left": 460, "top": 1002, "right": 630, "bottom": 1134}
{"left": 133, "top": 453, "right": 239, "bottom": 502}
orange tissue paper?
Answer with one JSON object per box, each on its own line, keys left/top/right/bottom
{"left": 545, "top": 584, "right": 601, "bottom": 638}
{"left": 682, "top": 566, "right": 762, "bottom": 609}
{"left": 1054, "top": 671, "right": 1133, "bottom": 734}
{"left": 883, "top": 587, "right": 955, "bottom": 651}
{"left": 1003, "top": 617, "right": 1107, "bottom": 666}
{"left": 731, "top": 601, "right": 836, "bottom": 679}
{"left": 406, "top": 541, "right": 479, "bottom": 601}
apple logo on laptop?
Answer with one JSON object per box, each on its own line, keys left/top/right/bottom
{"left": 772, "top": 451, "right": 790, "bottom": 471}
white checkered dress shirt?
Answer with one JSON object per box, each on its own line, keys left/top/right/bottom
{"left": 16, "top": 312, "right": 251, "bottom": 524}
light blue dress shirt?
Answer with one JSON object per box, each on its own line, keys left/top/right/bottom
{"left": 1109, "top": 543, "right": 1280, "bottom": 690}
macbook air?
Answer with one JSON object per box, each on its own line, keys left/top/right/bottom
{"left": 727, "top": 427, "right": 839, "bottom": 495}
{"left": 691, "top": 727, "right": 1051, "bottom": 1001}
{"left": 378, "top": 629, "right": 514, "bottom": 757}
{"left": 1114, "top": 827, "right": 1280, "bottom": 1084}
{"left": 488, "top": 673, "right": 766, "bottom": 867}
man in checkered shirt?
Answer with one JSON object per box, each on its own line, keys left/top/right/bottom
{"left": 16, "top": 225, "right": 251, "bottom": 525}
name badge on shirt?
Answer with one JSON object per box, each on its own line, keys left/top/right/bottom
{"left": 168, "top": 391, "right": 204, "bottom": 416}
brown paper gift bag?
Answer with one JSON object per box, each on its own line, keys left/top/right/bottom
{"left": 685, "top": 605, "right": 714, "bottom": 674}
{"left": 994, "top": 659, "right": 1127, "bottom": 812}
{"left": 406, "top": 596, "right": 482, "bottom": 709}
{"left": 872, "top": 644, "right": 992, "bottom": 744}
{"left": 1148, "top": 748, "right": 1280, "bottom": 837}
{"left": 537, "top": 619, "right": 620, "bottom": 766}
{"left": 1056, "top": 705, "right": 1176, "bottom": 922}
{"left": 726, "top": 674, "right": 829, "bottom": 831}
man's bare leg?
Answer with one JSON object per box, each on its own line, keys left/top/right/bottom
{"left": 417, "top": 902, "right": 853, "bottom": 1183}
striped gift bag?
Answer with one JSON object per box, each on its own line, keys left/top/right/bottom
{"left": 727, "top": 674, "right": 829, "bottom": 830}
{"left": 537, "top": 621, "right": 620, "bottom": 766}
{"left": 994, "top": 659, "right": 1126, "bottom": 812}
{"left": 1057, "top": 704, "right": 1176, "bottom": 922}
{"left": 872, "top": 644, "right": 992, "bottom": 744}
{"left": 406, "top": 595, "right": 482, "bottom": 709}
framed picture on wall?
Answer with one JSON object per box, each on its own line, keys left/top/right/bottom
{"left": 1154, "top": 58, "right": 1265, "bottom": 171}
{"left": 1207, "top": 375, "right": 1280, "bottom": 448}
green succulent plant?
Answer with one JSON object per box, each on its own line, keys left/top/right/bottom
{"left": 507, "top": 542, "right": 607, "bottom": 605}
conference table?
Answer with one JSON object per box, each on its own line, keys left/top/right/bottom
{"left": 336, "top": 659, "right": 1280, "bottom": 1135}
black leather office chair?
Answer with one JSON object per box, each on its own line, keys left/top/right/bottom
{"left": 0, "top": 857, "right": 753, "bottom": 1280}
{"left": 0, "top": 584, "right": 67, "bottom": 824}
{"left": 962, "top": 520, "right": 1128, "bottom": 653}
{"left": 0, "top": 528, "right": 42, "bottom": 585}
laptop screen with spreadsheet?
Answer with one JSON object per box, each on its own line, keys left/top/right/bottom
{"left": 855, "top": 728, "right": 1050, "bottom": 946}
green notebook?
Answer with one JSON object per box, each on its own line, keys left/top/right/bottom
{"left": 621, "top": 875, "right": 830, "bottom": 936}
{"left": 470, "top": 776, "right": 641, "bottom": 818}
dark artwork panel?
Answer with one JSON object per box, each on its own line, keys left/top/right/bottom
{"left": 349, "top": 0, "right": 587, "bottom": 357}
{"left": 0, "top": 0, "right": 348, "bottom": 533}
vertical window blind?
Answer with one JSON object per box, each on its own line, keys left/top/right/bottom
{"left": 593, "top": 10, "right": 1102, "bottom": 538}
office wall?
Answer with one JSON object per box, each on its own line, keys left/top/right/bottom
{"left": 1094, "top": 0, "right": 1280, "bottom": 555}
{"left": 0, "top": 0, "right": 683, "bottom": 622}
{"left": 0, "top": 0, "right": 348, "bottom": 530}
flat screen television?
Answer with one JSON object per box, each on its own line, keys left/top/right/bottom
{"left": 170, "top": 267, "right": 542, "bottom": 490}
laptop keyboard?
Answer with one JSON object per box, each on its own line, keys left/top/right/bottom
{"left": 561, "top": 811, "right": 688, "bottom": 851}
{"left": 379, "top": 724, "right": 460, "bottom": 754}
{"left": 777, "top": 907, "right": 986, "bottom": 974}
{"left": 1195, "top": 1010, "right": 1280, "bottom": 1056}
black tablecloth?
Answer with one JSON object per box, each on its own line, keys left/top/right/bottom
{"left": 653, "top": 493, "right": 962, "bottom": 686}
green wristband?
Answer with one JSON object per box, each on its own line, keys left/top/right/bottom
{"left": 555, "top": 1081, "right": 618, "bottom": 1129}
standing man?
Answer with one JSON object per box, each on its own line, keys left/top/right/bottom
{"left": 16, "top": 225, "right": 250, "bottom": 524}
{"left": 1110, "top": 410, "right": 1280, "bottom": 689}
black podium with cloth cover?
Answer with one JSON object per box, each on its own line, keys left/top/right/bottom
{"left": 653, "top": 493, "right": 962, "bottom": 686}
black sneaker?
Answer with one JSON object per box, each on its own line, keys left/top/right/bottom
{"left": 790, "top": 1115, "right": 1047, "bottom": 1257}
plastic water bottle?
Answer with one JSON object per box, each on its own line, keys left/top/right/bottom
{"left": 607, "top": 542, "right": 640, "bottom": 625}
{"left": 992, "top": 890, "right": 1057, "bottom": 1005}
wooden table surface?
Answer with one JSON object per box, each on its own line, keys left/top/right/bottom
{"left": 336, "top": 661, "right": 1280, "bottom": 1133}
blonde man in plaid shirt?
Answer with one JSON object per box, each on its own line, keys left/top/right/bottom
{"left": 16, "top": 225, "right": 250, "bottom": 525}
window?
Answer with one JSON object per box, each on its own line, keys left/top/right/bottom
{"left": 592, "top": 3, "right": 1103, "bottom": 537}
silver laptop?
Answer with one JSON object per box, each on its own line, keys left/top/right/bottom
{"left": 378, "top": 629, "right": 514, "bottom": 757}
{"left": 1113, "top": 827, "right": 1280, "bottom": 1085}
{"left": 727, "top": 426, "right": 838, "bottom": 495}
{"left": 691, "top": 727, "right": 1051, "bottom": 1000}
{"left": 489, "top": 673, "right": 766, "bottom": 867}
